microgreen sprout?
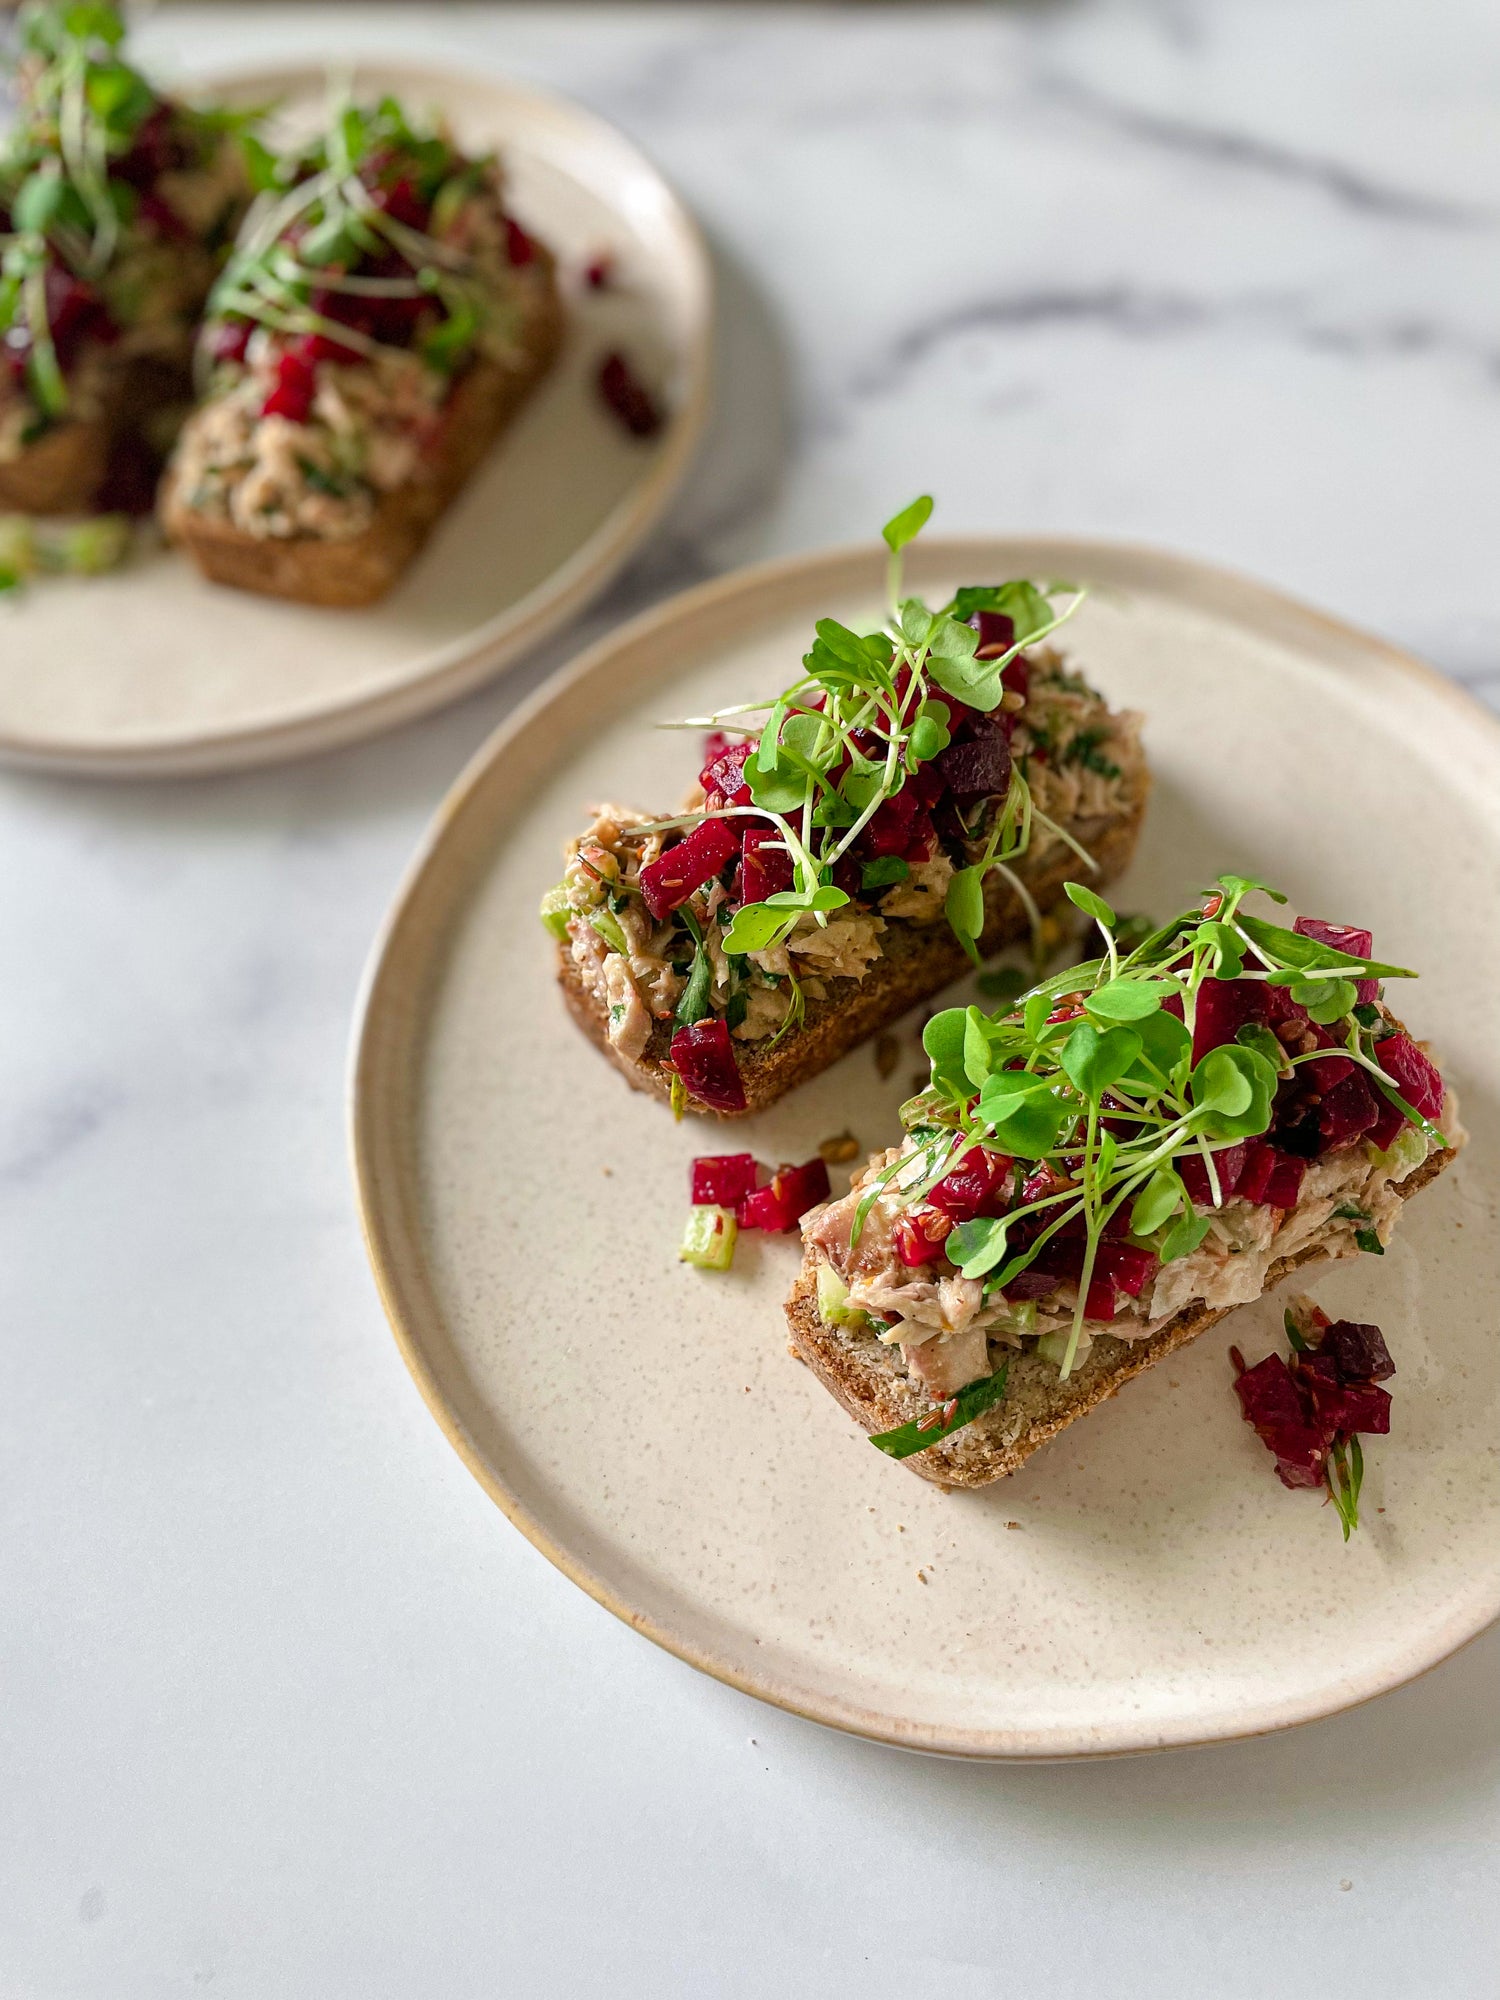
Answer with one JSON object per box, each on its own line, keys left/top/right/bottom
{"left": 662, "top": 496, "right": 1090, "bottom": 966}
{"left": 872, "top": 874, "right": 1435, "bottom": 1383}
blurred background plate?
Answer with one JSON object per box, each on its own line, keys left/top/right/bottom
{"left": 351, "top": 536, "right": 1500, "bottom": 1758}
{"left": 0, "top": 60, "right": 711, "bottom": 777}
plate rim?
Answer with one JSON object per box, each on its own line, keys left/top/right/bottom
{"left": 349, "top": 532, "right": 1500, "bottom": 1758}
{"left": 0, "top": 55, "right": 713, "bottom": 780}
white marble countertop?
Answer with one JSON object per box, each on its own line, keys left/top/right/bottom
{"left": 4, "top": 5, "right": 1499, "bottom": 1993}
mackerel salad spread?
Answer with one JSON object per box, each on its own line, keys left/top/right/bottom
{"left": 544, "top": 505, "right": 1146, "bottom": 1114}
{"left": 170, "top": 94, "right": 552, "bottom": 541}
{"left": 801, "top": 876, "right": 1461, "bottom": 1410}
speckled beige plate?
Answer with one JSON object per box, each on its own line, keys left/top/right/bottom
{"left": 0, "top": 61, "right": 709, "bottom": 778}
{"left": 351, "top": 538, "right": 1499, "bottom": 1758}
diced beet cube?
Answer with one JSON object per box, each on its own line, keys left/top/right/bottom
{"left": 210, "top": 318, "right": 253, "bottom": 366}
{"left": 735, "top": 824, "right": 795, "bottom": 906}
{"left": 906, "top": 759, "right": 946, "bottom": 808}
{"left": 1305, "top": 1052, "right": 1356, "bottom": 1093}
{"left": 690, "top": 1153, "right": 758, "bottom": 1206}
{"left": 1191, "top": 977, "right": 1269, "bottom": 1067}
{"left": 1261, "top": 1150, "right": 1306, "bottom": 1209}
{"left": 1376, "top": 1032, "right": 1445, "bottom": 1121}
{"left": 669, "top": 1018, "right": 746, "bottom": 1113}
{"left": 1179, "top": 1142, "right": 1247, "bottom": 1206}
{"left": 1366, "top": 1095, "right": 1408, "bottom": 1153}
{"left": 1294, "top": 916, "right": 1377, "bottom": 1005}
{"left": 1323, "top": 1319, "right": 1395, "bottom": 1383}
{"left": 1302, "top": 1372, "right": 1392, "bottom": 1436}
{"left": 927, "top": 1146, "right": 1013, "bottom": 1223}
{"left": 599, "top": 350, "right": 663, "bottom": 437}
{"left": 1235, "top": 1353, "right": 1306, "bottom": 1430}
{"left": 1317, "top": 1069, "right": 1380, "bottom": 1147}
{"left": 862, "top": 785, "right": 921, "bottom": 857}
{"left": 1095, "top": 1241, "right": 1159, "bottom": 1297}
{"left": 1083, "top": 1274, "right": 1118, "bottom": 1321}
{"left": 1000, "top": 1269, "right": 1062, "bottom": 1302}
{"left": 700, "top": 738, "right": 753, "bottom": 804}
{"left": 935, "top": 716, "right": 1013, "bottom": 798}
{"left": 1264, "top": 983, "right": 1309, "bottom": 1033}
{"left": 737, "top": 1157, "right": 831, "bottom": 1232}
{"left": 1273, "top": 1432, "right": 1334, "bottom": 1489}
{"left": 973, "top": 610, "right": 1016, "bottom": 657}
{"left": 504, "top": 215, "right": 536, "bottom": 265}
{"left": 261, "top": 347, "right": 317, "bottom": 423}
{"left": 640, "top": 818, "right": 740, "bottom": 920}
{"left": 893, "top": 1215, "right": 939, "bottom": 1267}
{"left": 902, "top": 807, "right": 937, "bottom": 864}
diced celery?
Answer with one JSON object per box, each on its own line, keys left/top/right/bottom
{"left": 816, "top": 1260, "right": 849, "bottom": 1321}
{"left": 1035, "top": 1330, "right": 1071, "bottom": 1371}
{"left": 587, "top": 906, "right": 630, "bottom": 955}
{"left": 55, "top": 515, "right": 130, "bottom": 575}
{"left": 538, "top": 883, "right": 572, "bottom": 940}
{"left": 997, "top": 1300, "right": 1038, "bottom": 1340}
{"left": 1367, "top": 1124, "right": 1426, "bottom": 1177}
{"left": 678, "top": 1204, "right": 737, "bottom": 1272}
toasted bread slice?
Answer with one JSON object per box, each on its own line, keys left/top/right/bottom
{"left": 160, "top": 251, "right": 563, "bottom": 608}
{"left": 785, "top": 1138, "right": 1457, "bottom": 1489}
{"left": 0, "top": 351, "right": 187, "bottom": 515}
{"left": 559, "top": 782, "right": 1148, "bottom": 1119}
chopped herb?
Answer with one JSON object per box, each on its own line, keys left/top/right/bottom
{"left": 870, "top": 1363, "right": 1010, "bottom": 1459}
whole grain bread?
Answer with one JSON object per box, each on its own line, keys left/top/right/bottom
{"left": 0, "top": 351, "right": 187, "bottom": 515}
{"left": 560, "top": 784, "right": 1149, "bottom": 1118}
{"left": 159, "top": 248, "right": 564, "bottom": 607}
{"left": 783, "top": 1141, "right": 1457, "bottom": 1488}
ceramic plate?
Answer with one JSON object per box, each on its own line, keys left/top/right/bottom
{"left": 351, "top": 538, "right": 1499, "bottom": 1758}
{"left": 0, "top": 62, "right": 710, "bottom": 777}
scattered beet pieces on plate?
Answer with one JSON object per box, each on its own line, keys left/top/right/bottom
{"left": 1231, "top": 1295, "right": 1395, "bottom": 1539}
{"left": 679, "top": 1152, "right": 832, "bottom": 1271}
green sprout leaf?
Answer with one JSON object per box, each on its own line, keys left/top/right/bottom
{"left": 945, "top": 865, "right": 987, "bottom": 968}
{"left": 1234, "top": 1021, "right": 1290, "bottom": 1075}
{"left": 922, "top": 1009, "right": 971, "bottom": 1100}
{"left": 1084, "top": 977, "right": 1173, "bottom": 1023}
{"left": 869, "top": 1362, "right": 1010, "bottom": 1459}
{"left": 1189, "top": 1044, "right": 1278, "bottom": 1139}
{"left": 880, "top": 494, "right": 934, "bottom": 555}
{"left": 1065, "top": 882, "right": 1116, "bottom": 928}
{"left": 1060, "top": 1021, "right": 1141, "bottom": 1100}
{"left": 948, "top": 1214, "right": 1011, "bottom": 1279}
{"left": 1290, "top": 977, "right": 1359, "bottom": 1024}
{"left": 860, "top": 855, "right": 909, "bottom": 892}
{"left": 950, "top": 580, "right": 1059, "bottom": 644}
{"left": 976, "top": 1075, "right": 1067, "bottom": 1158}
{"left": 1130, "top": 1166, "right": 1185, "bottom": 1237}
{"left": 1160, "top": 1207, "right": 1213, "bottom": 1264}
{"left": 1237, "top": 913, "right": 1413, "bottom": 981}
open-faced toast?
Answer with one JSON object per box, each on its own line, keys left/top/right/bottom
{"left": 548, "top": 511, "right": 1150, "bottom": 1118}
{"left": 784, "top": 882, "right": 1462, "bottom": 1486}
{"left": 0, "top": 3, "right": 250, "bottom": 516}
{"left": 160, "top": 96, "right": 564, "bottom": 608}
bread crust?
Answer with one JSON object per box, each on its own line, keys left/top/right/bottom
{"left": 159, "top": 250, "right": 564, "bottom": 607}
{"left": 559, "top": 785, "right": 1148, "bottom": 1118}
{"left": 0, "top": 351, "right": 188, "bottom": 514}
{"left": 783, "top": 1142, "right": 1457, "bottom": 1488}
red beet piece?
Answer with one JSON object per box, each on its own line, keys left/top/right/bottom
{"left": 906, "top": 759, "right": 946, "bottom": 809}
{"left": 734, "top": 825, "right": 794, "bottom": 906}
{"left": 1191, "top": 977, "right": 1269, "bottom": 1067}
{"left": 1365, "top": 1094, "right": 1408, "bottom": 1153}
{"left": 902, "top": 806, "right": 937, "bottom": 864}
{"left": 893, "top": 1215, "right": 939, "bottom": 1267}
{"left": 1082, "top": 1273, "right": 1118, "bottom": 1320}
{"left": 973, "top": 611, "right": 1015, "bottom": 657}
{"left": 927, "top": 1146, "right": 1013, "bottom": 1223}
{"left": 738, "top": 1157, "right": 831, "bottom": 1232}
{"left": 209, "top": 318, "right": 253, "bottom": 366}
{"left": 1305, "top": 1051, "right": 1356, "bottom": 1092}
{"left": 261, "top": 347, "right": 317, "bottom": 423}
{"left": 1302, "top": 1371, "right": 1392, "bottom": 1436}
{"left": 1179, "top": 1142, "right": 1247, "bottom": 1206}
{"left": 584, "top": 251, "right": 614, "bottom": 290}
{"left": 935, "top": 715, "right": 1013, "bottom": 798}
{"left": 1235, "top": 1352, "right": 1305, "bottom": 1433}
{"left": 1318, "top": 1068, "right": 1380, "bottom": 1147}
{"left": 1323, "top": 1319, "right": 1395, "bottom": 1383}
{"left": 640, "top": 818, "right": 739, "bottom": 920}
{"left": 1261, "top": 1149, "right": 1306, "bottom": 1208}
{"left": 1095, "top": 1241, "right": 1158, "bottom": 1297}
{"left": 599, "top": 350, "right": 663, "bottom": 437}
{"left": 1376, "top": 1032, "right": 1444, "bottom": 1121}
{"left": 1273, "top": 1433, "right": 1335, "bottom": 1490}
{"left": 504, "top": 216, "right": 536, "bottom": 266}
{"left": 690, "top": 1153, "right": 758, "bottom": 1206}
{"left": 669, "top": 1017, "right": 746, "bottom": 1113}
{"left": 1294, "top": 915, "right": 1377, "bottom": 1005}
{"left": 1001, "top": 1269, "right": 1062, "bottom": 1301}
{"left": 700, "top": 738, "right": 753, "bottom": 804}
{"left": 862, "top": 786, "right": 921, "bottom": 858}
